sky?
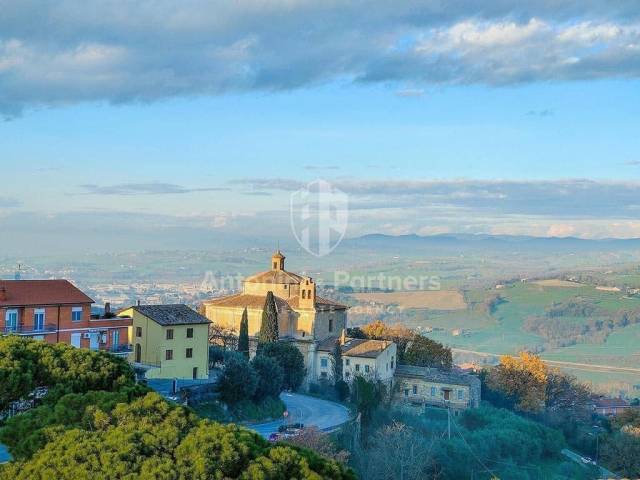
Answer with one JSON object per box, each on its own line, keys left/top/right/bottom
{"left": 1, "top": 1, "right": 640, "bottom": 255}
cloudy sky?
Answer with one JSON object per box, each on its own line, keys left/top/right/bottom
{"left": 1, "top": 1, "right": 640, "bottom": 254}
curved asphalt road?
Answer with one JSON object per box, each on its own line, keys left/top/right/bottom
{"left": 250, "top": 392, "right": 351, "bottom": 438}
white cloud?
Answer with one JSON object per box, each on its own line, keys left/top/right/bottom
{"left": 1, "top": 1, "right": 640, "bottom": 116}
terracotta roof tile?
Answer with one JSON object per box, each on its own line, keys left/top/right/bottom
{"left": 0, "top": 280, "right": 93, "bottom": 307}
{"left": 243, "top": 269, "right": 306, "bottom": 284}
{"left": 340, "top": 338, "right": 393, "bottom": 358}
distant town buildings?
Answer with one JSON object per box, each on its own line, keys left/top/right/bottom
{"left": 592, "top": 397, "right": 632, "bottom": 416}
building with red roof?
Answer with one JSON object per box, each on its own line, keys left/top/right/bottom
{"left": 0, "top": 279, "right": 131, "bottom": 354}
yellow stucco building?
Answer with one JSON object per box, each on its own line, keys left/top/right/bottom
{"left": 121, "top": 304, "right": 210, "bottom": 380}
{"left": 202, "top": 251, "right": 348, "bottom": 384}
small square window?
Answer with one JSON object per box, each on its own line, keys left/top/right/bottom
{"left": 166, "top": 329, "right": 174, "bottom": 340}
{"left": 186, "top": 328, "right": 193, "bottom": 338}
{"left": 186, "top": 348, "right": 193, "bottom": 358}
{"left": 165, "top": 349, "right": 173, "bottom": 361}
{"left": 72, "top": 307, "right": 82, "bottom": 322}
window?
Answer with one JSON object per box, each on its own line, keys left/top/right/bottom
{"left": 320, "top": 358, "right": 328, "bottom": 368}
{"left": 345, "top": 371, "right": 350, "bottom": 378}
{"left": 391, "top": 357, "right": 394, "bottom": 369}
{"left": 345, "top": 358, "right": 350, "bottom": 366}
{"left": 273, "top": 262, "right": 277, "bottom": 269}
{"left": 71, "top": 307, "right": 82, "bottom": 322}
{"left": 404, "top": 388, "right": 409, "bottom": 397}
{"left": 33, "top": 309, "right": 45, "bottom": 331}
{"left": 458, "top": 389, "right": 464, "bottom": 400}
{"left": 364, "top": 365, "right": 370, "bottom": 373}
{"left": 186, "top": 327, "right": 193, "bottom": 338}
{"left": 355, "top": 364, "right": 360, "bottom": 372}
{"left": 165, "top": 349, "right": 173, "bottom": 361}
{"left": 328, "top": 318, "right": 333, "bottom": 332}
{"left": 412, "top": 385, "right": 418, "bottom": 395}
{"left": 430, "top": 386, "right": 436, "bottom": 396}
{"left": 186, "top": 348, "right": 193, "bottom": 358}
{"left": 320, "top": 372, "right": 327, "bottom": 378}
{"left": 5, "top": 309, "right": 18, "bottom": 332}
{"left": 166, "top": 329, "right": 174, "bottom": 340}
{"left": 136, "top": 326, "right": 142, "bottom": 337}
{"left": 302, "top": 290, "right": 306, "bottom": 299}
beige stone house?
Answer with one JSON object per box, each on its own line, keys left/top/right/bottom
{"left": 393, "top": 364, "right": 481, "bottom": 413}
{"left": 316, "top": 333, "right": 397, "bottom": 385}
{"left": 201, "top": 251, "right": 348, "bottom": 385}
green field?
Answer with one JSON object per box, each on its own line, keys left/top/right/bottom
{"left": 413, "top": 282, "right": 640, "bottom": 395}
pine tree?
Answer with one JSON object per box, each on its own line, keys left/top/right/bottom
{"left": 258, "top": 291, "right": 279, "bottom": 343}
{"left": 238, "top": 307, "right": 249, "bottom": 359}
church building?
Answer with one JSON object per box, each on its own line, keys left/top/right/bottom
{"left": 201, "top": 251, "right": 348, "bottom": 385}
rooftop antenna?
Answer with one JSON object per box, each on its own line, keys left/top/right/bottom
{"left": 14, "top": 263, "right": 22, "bottom": 281}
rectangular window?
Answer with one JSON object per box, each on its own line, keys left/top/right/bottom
{"left": 186, "top": 327, "right": 193, "bottom": 338}
{"left": 431, "top": 386, "right": 436, "bottom": 396}
{"left": 186, "top": 348, "right": 193, "bottom": 358}
{"left": 166, "top": 329, "right": 174, "bottom": 340}
{"left": 5, "top": 309, "right": 18, "bottom": 332}
{"left": 71, "top": 307, "right": 83, "bottom": 322}
{"left": 355, "top": 364, "right": 360, "bottom": 372}
{"left": 404, "top": 388, "right": 409, "bottom": 397}
{"left": 345, "top": 358, "right": 350, "bottom": 366}
{"left": 33, "top": 309, "right": 45, "bottom": 331}
{"left": 320, "top": 358, "right": 328, "bottom": 368}
{"left": 412, "top": 385, "right": 418, "bottom": 395}
{"left": 345, "top": 371, "right": 350, "bottom": 378}
{"left": 328, "top": 318, "right": 333, "bottom": 332}
{"left": 165, "top": 349, "right": 173, "bottom": 361}
{"left": 136, "top": 326, "right": 142, "bottom": 337}
{"left": 364, "top": 365, "right": 370, "bottom": 373}
{"left": 458, "top": 389, "right": 464, "bottom": 400}
{"left": 391, "top": 358, "right": 394, "bottom": 369}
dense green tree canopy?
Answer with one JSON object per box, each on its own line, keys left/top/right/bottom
{"left": 258, "top": 291, "right": 279, "bottom": 344}
{"left": 0, "top": 336, "right": 134, "bottom": 410}
{"left": 238, "top": 307, "right": 250, "bottom": 359}
{"left": 0, "top": 392, "right": 354, "bottom": 480}
{"left": 258, "top": 341, "right": 305, "bottom": 391}
{"left": 251, "top": 355, "right": 284, "bottom": 400}
{"left": 218, "top": 353, "right": 258, "bottom": 404}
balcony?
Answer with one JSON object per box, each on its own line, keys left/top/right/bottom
{"left": 105, "top": 344, "right": 133, "bottom": 355}
{"left": 3, "top": 324, "right": 57, "bottom": 335}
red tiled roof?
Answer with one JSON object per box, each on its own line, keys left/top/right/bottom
{"left": 0, "top": 280, "right": 94, "bottom": 307}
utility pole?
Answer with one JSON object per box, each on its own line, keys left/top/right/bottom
{"left": 447, "top": 407, "right": 451, "bottom": 440}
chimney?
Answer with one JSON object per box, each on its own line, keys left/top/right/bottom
{"left": 340, "top": 328, "right": 347, "bottom": 345}
{"left": 104, "top": 302, "right": 111, "bottom": 316}
{"left": 137, "top": 299, "right": 141, "bottom": 306}
{"left": 0, "top": 286, "right": 6, "bottom": 302}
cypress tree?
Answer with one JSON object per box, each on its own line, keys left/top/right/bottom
{"left": 238, "top": 307, "right": 250, "bottom": 359}
{"left": 258, "top": 291, "right": 279, "bottom": 343}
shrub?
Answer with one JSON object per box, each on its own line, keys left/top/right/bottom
{"left": 251, "top": 355, "right": 284, "bottom": 400}
{"left": 258, "top": 341, "right": 305, "bottom": 391}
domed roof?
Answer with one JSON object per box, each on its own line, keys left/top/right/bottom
{"left": 244, "top": 269, "right": 305, "bottom": 284}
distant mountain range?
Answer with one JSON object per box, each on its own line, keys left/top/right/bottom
{"left": 343, "top": 233, "right": 640, "bottom": 253}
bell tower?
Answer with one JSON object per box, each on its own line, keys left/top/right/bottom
{"left": 299, "top": 277, "right": 316, "bottom": 309}
{"left": 272, "top": 250, "right": 285, "bottom": 271}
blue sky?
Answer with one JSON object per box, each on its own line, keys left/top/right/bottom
{"left": 1, "top": 1, "right": 640, "bottom": 254}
